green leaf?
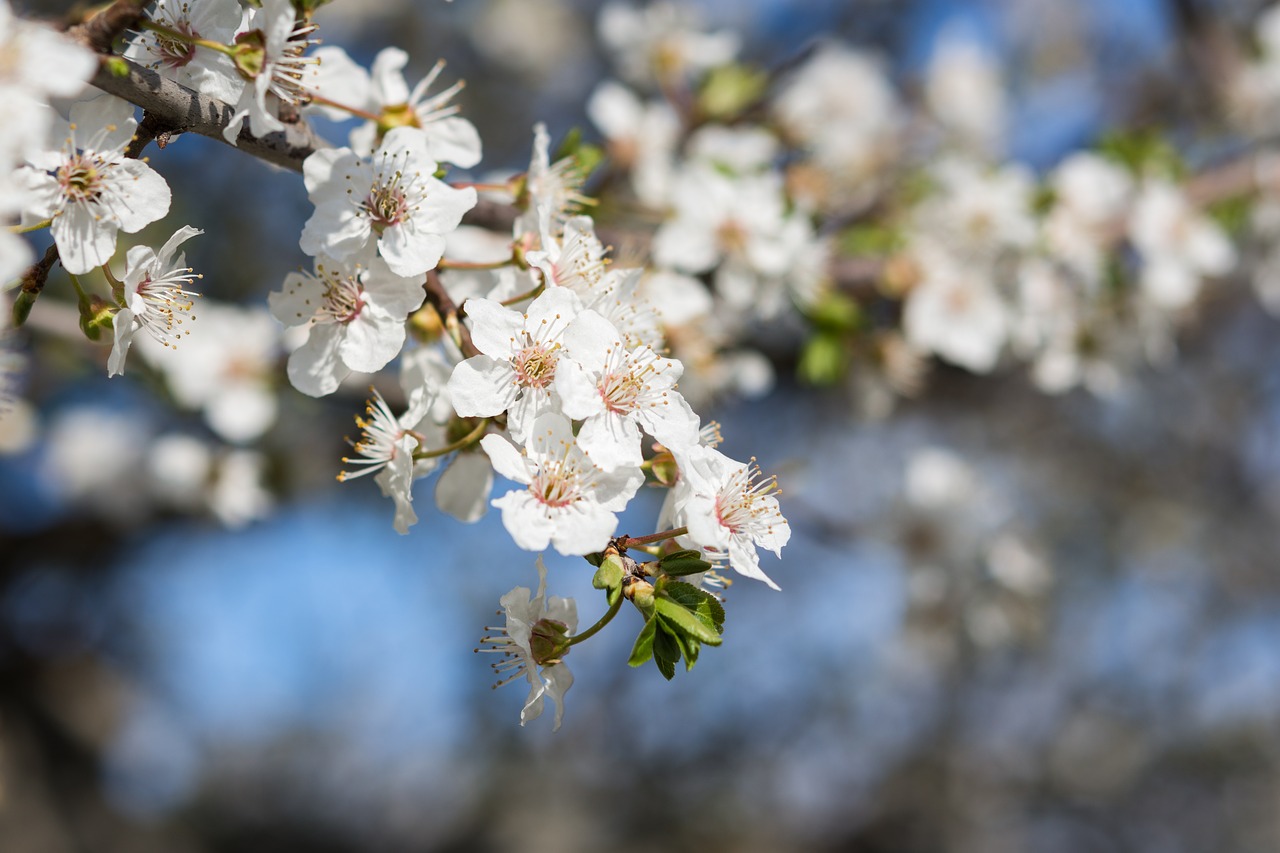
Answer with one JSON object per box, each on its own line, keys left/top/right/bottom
{"left": 652, "top": 625, "right": 680, "bottom": 680}
{"left": 657, "top": 553, "right": 713, "bottom": 577}
{"left": 664, "top": 582, "right": 726, "bottom": 632}
{"left": 592, "top": 554, "right": 624, "bottom": 591}
{"left": 628, "top": 618, "right": 656, "bottom": 668}
{"left": 837, "top": 224, "right": 903, "bottom": 258}
{"left": 663, "top": 621, "right": 701, "bottom": 671}
{"left": 653, "top": 594, "right": 722, "bottom": 645}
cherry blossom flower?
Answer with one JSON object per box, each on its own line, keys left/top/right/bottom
{"left": 1129, "top": 180, "right": 1236, "bottom": 310}
{"left": 339, "top": 47, "right": 482, "bottom": 167}
{"left": 480, "top": 413, "right": 644, "bottom": 555}
{"left": 670, "top": 445, "right": 789, "bottom": 589}
{"left": 516, "top": 123, "right": 591, "bottom": 239}
{"left": 526, "top": 214, "right": 609, "bottom": 296}
{"left": 598, "top": 1, "right": 739, "bottom": 86}
{"left": 125, "top": 0, "right": 243, "bottom": 102}
{"left": 300, "top": 126, "right": 476, "bottom": 277}
{"left": 109, "top": 226, "right": 203, "bottom": 377}
{"left": 17, "top": 94, "right": 171, "bottom": 275}
{"left": 269, "top": 255, "right": 424, "bottom": 397}
{"left": 476, "top": 557, "right": 576, "bottom": 730}
{"left": 903, "top": 246, "right": 1009, "bottom": 373}
{"left": 448, "top": 286, "right": 584, "bottom": 443}
{"left": 586, "top": 80, "right": 678, "bottom": 207}
{"left": 338, "top": 386, "right": 442, "bottom": 534}
{"left": 557, "top": 309, "right": 698, "bottom": 471}
{"left": 223, "top": 0, "right": 320, "bottom": 143}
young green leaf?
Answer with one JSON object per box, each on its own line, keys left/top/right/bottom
{"left": 628, "top": 617, "right": 657, "bottom": 668}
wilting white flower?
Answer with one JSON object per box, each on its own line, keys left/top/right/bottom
{"left": 448, "top": 286, "right": 584, "bottom": 443}
{"left": 300, "top": 126, "right": 476, "bottom": 277}
{"left": 557, "top": 309, "right": 698, "bottom": 471}
{"left": 1128, "top": 180, "right": 1236, "bottom": 310}
{"left": 480, "top": 413, "right": 644, "bottom": 555}
{"left": 223, "top": 0, "right": 319, "bottom": 143}
{"left": 17, "top": 95, "right": 171, "bottom": 275}
{"left": 125, "top": 0, "right": 243, "bottom": 102}
{"left": 476, "top": 556, "right": 576, "bottom": 730}
{"left": 670, "top": 445, "right": 789, "bottom": 589}
{"left": 269, "top": 255, "right": 424, "bottom": 397}
{"left": 109, "top": 226, "right": 202, "bottom": 377}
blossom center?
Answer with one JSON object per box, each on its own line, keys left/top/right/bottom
{"left": 713, "top": 460, "right": 780, "bottom": 536}
{"left": 154, "top": 16, "right": 198, "bottom": 68}
{"left": 364, "top": 183, "right": 409, "bottom": 232}
{"left": 513, "top": 340, "right": 559, "bottom": 389}
{"left": 530, "top": 459, "right": 584, "bottom": 508}
{"left": 317, "top": 266, "right": 366, "bottom": 324}
{"left": 57, "top": 154, "right": 104, "bottom": 203}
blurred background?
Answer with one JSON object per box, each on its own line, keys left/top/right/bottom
{"left": 5, "top": 0, "right": 1280, "bottom": 850}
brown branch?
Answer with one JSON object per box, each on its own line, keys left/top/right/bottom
{"left": 423, "top": 270, "right": 478, "bottom": 358}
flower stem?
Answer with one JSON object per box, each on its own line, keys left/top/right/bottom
{"left": 9, "top": 219, "right": 51, "bottom": 234}
{"left": 566, "top": 593, "right": 622, "bottom": 647}
{"left": 141, "top": 19, "right": 235, "bottom": 56}
{"left": 437, "top": 256, "right": 514, "bottom": 271}
{"left": 498, "top": 281, "right": 545, "bottom": 307}
{"left": 412, "top": 418, "right": 489, "bottom": 460}
{"left": 101, "top": 262, "right": 125, "bottom": 304}
{"left": 306, "top": 92, "right": 383, "bottom": 123}
{"left": 620, "top": 527, "right": 688, "bottom": 549}
{"left": 450, "top": 180, "right": 514, "bottom": 193}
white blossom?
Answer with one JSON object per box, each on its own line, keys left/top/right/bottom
{"left": 598, "top": 1, "right": 738, "bottom": 86}
{"left": 269, "top": 255, "right": 425, "bottom": 397}
{"left": 1129, "top": 180, "right": 1236, "bottom": 310}
{"left": 125, "top": 0, "right": 243, "bottom": 102}
{"left": 447, "top": 286, "right": 584, "bottom": 443}
{"left": 557, "top": 309, "right": 699, "bottom": 471}
{"left": 300, "top": 126, "right": 476, "bottom": 277}
{"left": 109, "top": 226, "right": 202, "bottom": 377}
{"left": 476, "top": 556, "right": 576, "bottom": 730}
{"left": 223, "top": 0, "right": 319, "bottom": 143}
{"left": 670, "top": 445, "right": 789, "bottom": 589}
{"left": 480, "top": 413, "right": 644, "bottom": 556}
{"left": 17, "top": 95, "right": 171, "bottom": 275}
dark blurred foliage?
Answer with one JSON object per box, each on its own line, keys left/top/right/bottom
{"left": 5, "top": 1, "right": 1280, "bottom": 852}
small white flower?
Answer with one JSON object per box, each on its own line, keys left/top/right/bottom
{"left": 670, "top": 445, "right": 789, "bottom": 589}
{"left": 525, "top": 214, "right": 608, "bottom": 296}
{"left": 516, "top": 123, "right": 591, "bottom": 240}
{"left": 337, "top": 386, "right": 443, "bottom": 534}
{"left": 903, "top": 247, "right": 1009, "bottom": 373}
{"left": 598, "top": 1, "right": 739, "bottom": 86}
{"left": 1129, "top": 180, "right": 1236, "bottom": 310}
{"left": 557, "top": 309, "right": 698, "bottom": 471}
{"left": 17, "top": 94, "right": 171, "bottom": 275}
{"left": 447, "top": 286, "right": 584, "bottom": 443}
{"left": 480, "top": 413, "right": 644, "bottom": 556}
{"left": 269, "top": 254, "right": 425, "bottom": 397}
{"left": 125, "top": 0, "right": 243, "bottom": 102}
{"left": 109, "top": 226, "right": 203, "bottom": 377}
{"left": 476, "top": 556, "right": 576, "bottom": 731}
{"left": 586, "top": 80, "right": 677, "bottom": 207}
{"left": 340, "top": 47, "right": 482, "bottom": 167}
{"left": 300, "top": 126, "right": 476, "bottom": 277}
{"left": 222, "top": 0, "right": 319, "bottom": 143}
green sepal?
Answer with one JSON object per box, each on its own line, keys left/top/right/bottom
{"left": 231, "top": 30, "right": 267, "bottom": 80}
{"left": 592, "top": 553, "right": 625, "bottom": 606}
{"left": 663, "top": 581, "right": 725, "bottom": 633}
{"left": 291, "top": 0, "right": 333, "bottom": 14}
{"left": 653, "top": 593, "right": 722, "bottom": 646}
{"left": 12, "top": 289, "right": 35, "bottom": 327}
{"left": 628, "top": 617, "right": 656, "bottom": 667}
{"left": 583, "top": 551, "right": 605, "bottom": 568}
{"left": 808, "top": 292, "right": 862, "bottom": 333}
{"left": 657, "top": 550, "right": 713, "bottom": 577}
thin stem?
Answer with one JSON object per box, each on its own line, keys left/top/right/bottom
{"left": 10, "top": 219, "right": 51, "bottom": 234}
{"left": 141, "top": 19, "right": 235, "bottom": 56}
{"left": 307, "top": 92, "right": 383, "bottom": 123}
{"left": 412, "top": 418, "right": 489, "bottom": 461}
{"left": 450, "top": 180, "right": 514, "bottom": 193}
{"left": 620, "top": 527, "right": 688, "bottom": 549}
{"left": 101, "top": 263, "right": 125, "bottom": 304}
{"left": 437, "top": 256, "right": 514, "bottom": 271}
{"left": 67, "top": 272, "right": 90, "bottom": 308}
{"left": 499, "top": 280, "right": 545, "bottom": 307}
{"left": 566, "top": 593, "right": 623, "bottom": 647}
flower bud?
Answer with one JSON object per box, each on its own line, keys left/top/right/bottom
{"left": 623, "top": 577, "right": 656, "bottom": 613}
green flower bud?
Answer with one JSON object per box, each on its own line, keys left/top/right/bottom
{"left": 231, "top": 30, "right": 267, "bottom": 80}
{"left": 528, "top": 617, "right": 571, "bottom": 666}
